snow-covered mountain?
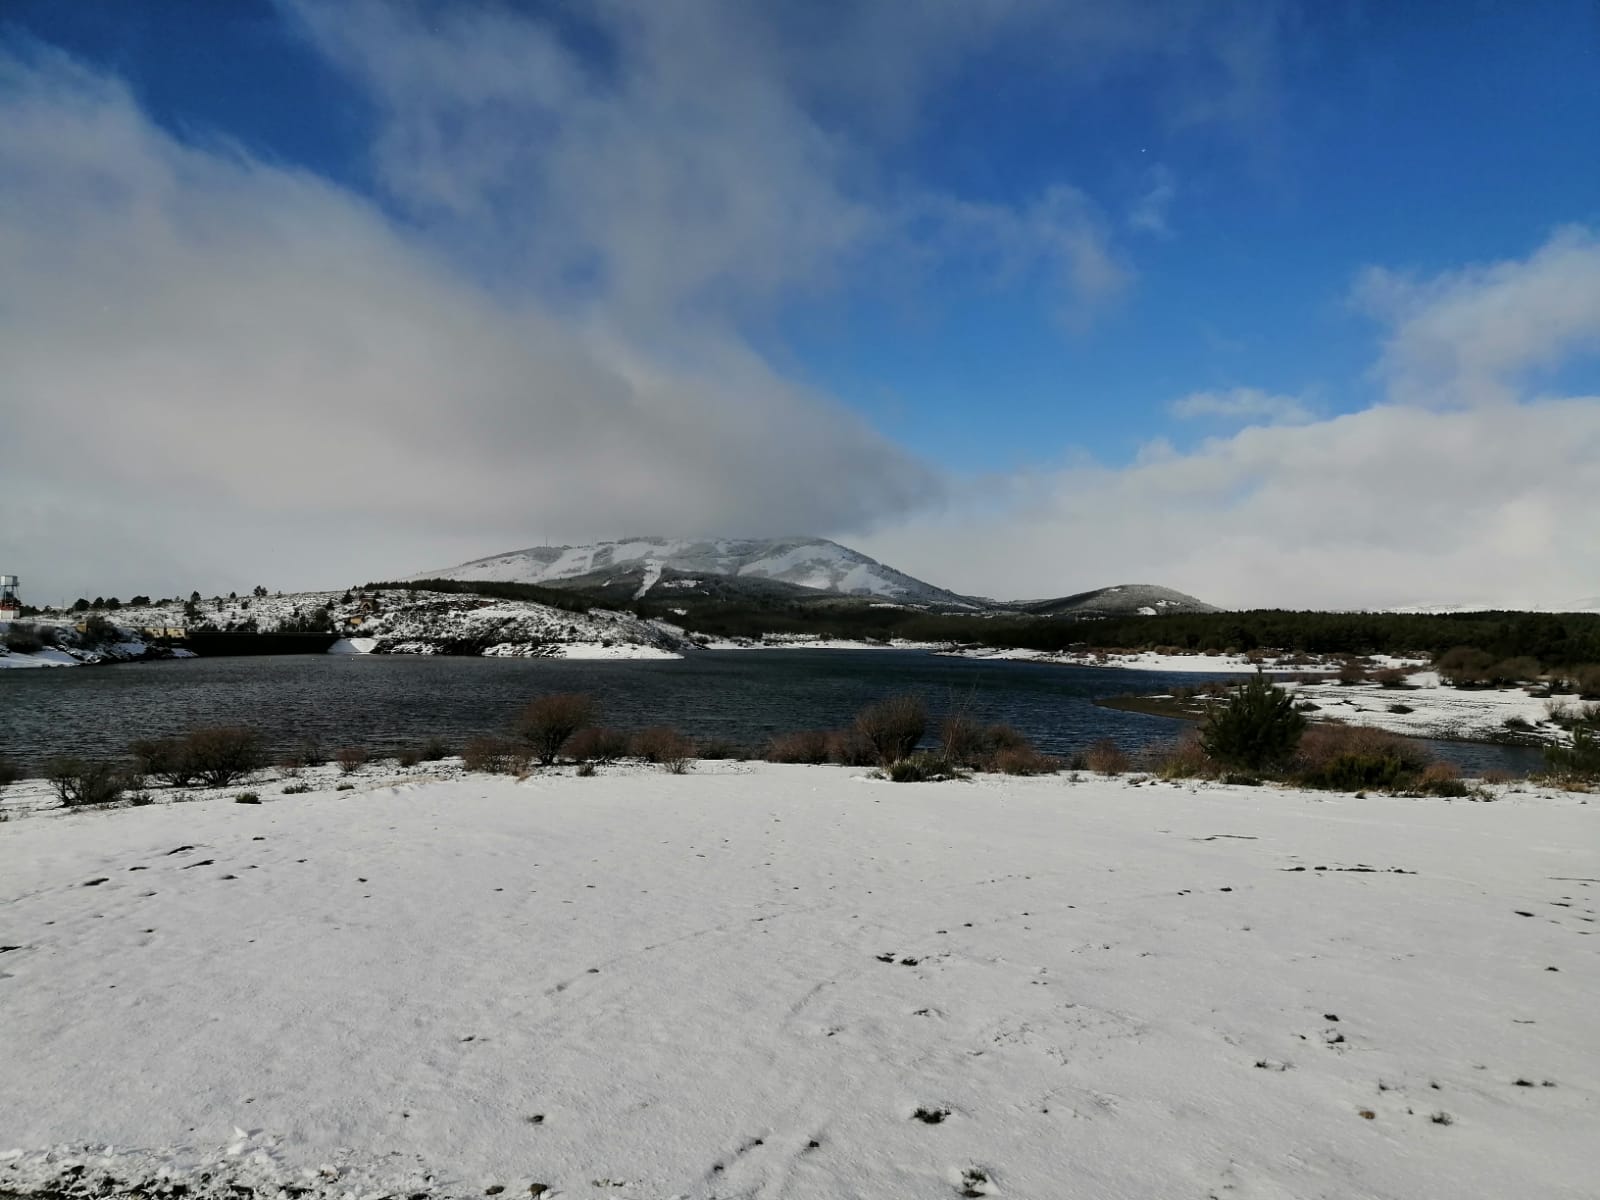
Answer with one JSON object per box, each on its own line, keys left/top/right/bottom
{"left": 417, "top": 537, "right": 979, "bottom": 607}
{"left": 1017, "top": 583, "right": 1218, "bottom": 617}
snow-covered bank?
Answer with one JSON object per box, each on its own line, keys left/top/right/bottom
{"left": 1, "top": 767, "right": 1593, "bottom": 1200}
{"left": 701, "top": 634, "right": 945, "bottom": 651}
{"left": 0, "top": 621, "right": 194, "bottom": 670}
{"left": 942, "top": 646, "right": 1353, "bottom": 673}
{"left": 1284, "top": 671, "right": 1581, "bottom": 747}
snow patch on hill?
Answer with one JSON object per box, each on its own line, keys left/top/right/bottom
{"left": 420, "top": 536, "right": 977, "bottom": 606}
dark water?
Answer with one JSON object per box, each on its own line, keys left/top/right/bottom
{"left": 0, "top": 650, "right": 1545, "bottom": 776}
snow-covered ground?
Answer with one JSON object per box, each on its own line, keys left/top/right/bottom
{"left": 1284, "top": 671, "right": 1580, "bottom": 747}
{"left": 942, "top": 647, "right": 1349, "bottom": 673}
{"left": 1, "top": 765, "right": 1594, "bottom": 1200}
{"left": 701, "top": 634, "right": 946, "bottom": 651}
{"left": 1, "top": 591, "right": 688, "bottom": 668}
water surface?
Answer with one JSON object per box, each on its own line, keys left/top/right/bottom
{"left": 0, "top": 650, "right": 1543, "bottom": 776}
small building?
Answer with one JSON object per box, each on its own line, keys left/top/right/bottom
{"left": 0, "top": 574, "right": 20, "bottom": 620}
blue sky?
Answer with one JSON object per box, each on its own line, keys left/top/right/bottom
{"left": 2, "top": 1, "right": 1598, "bottom": 606}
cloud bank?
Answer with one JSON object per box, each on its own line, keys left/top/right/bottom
{"left": 2, "top": 4, "right": 1595, "bottom": 611}
{"left": 862, "top": 226, "right": 1600, "bottom": 609}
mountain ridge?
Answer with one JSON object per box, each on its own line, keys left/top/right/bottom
{"left": 417, "top": 536, "right": 1216, "bottom": 616}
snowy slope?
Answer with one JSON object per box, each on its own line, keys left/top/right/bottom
{"left": 418, "top": 537, "right": 978, "bottom": 606}
{"left": 1, "top": 766, "right": 1594, "bottom": 1200}
{"left": 1016, "top": 583, "right": 1218, "bottom": 617}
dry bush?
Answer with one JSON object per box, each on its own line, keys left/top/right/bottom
{"left": 826, "top": 729, "right": 878, "bottom": 766}
{"left": 696, "top": 738, "right": 748, "bottom": 761}
{"left": 994, "top": 745, "right": 1061, "bottom": 776}
{"left": 1481, "top": 767, "right": 1515, "bottom": 785}
{"left": 1413, "top": 760, "right": 1469, "bottom": 797}
{"left": 462, "top": 735, "right": 530, "bottom": 775}
{"left": 1487, "top": 657, "right": 1542, "bottom": 687}
{"left": 631, "top": 726, "right": 694, "bottom": 764}
{"left": 1337, "top": 659, "right": 1369, "bottom": 686}
{"left": 566, "top": 726, "right": 631, "bottom": 764}
{"left": 1574, "top": 664, "right": 1600, "bottom": 700}
{"left": 1292, "top": 724, "right": 1432, "bottom": 791}
{"left": 1084, "top": 738, "right": 1133, "bottom": 775}
{"left": 1150, "top": 730, "right": 1216, "bottom": 779}
{"left": 939, "top": 712, "right": 986, "bottom": 767}
{"left": 514, "top": 692, "right": 599, "bottom": 765}
{"left": 0, "top": 756, "right": 19, "bottom": 788}
{"left": 45, "top": 757, "right": 137, "bottom": 807}
{"left": 335, "top": 746, "right": 369, "bottom": 775}
{"left": 183, "top": 727, "right": 263, "bottom": 788}
{"left": 417, "top": 735, "right": 452, "bottom": 762}
{"left": 1435, "top": 646, "right": 1496, "bottom": 688}
{"left": 130, "top": 736, "right": 199, "bottom": 787}
{"left": 396, "top": 747, "right": 421, "bottom": 768}
{"left": 942, "top": 718, "right": 1049, "bottom": 773}
{"left": 765, "top": 730, "right": 832, "bottom": 764}
{"left": 854, "top": 694, "right": 927, "bottom": 766}
{"left": 1373, "top": 666, "right": 1410, "bottom": 688}
{"left": 884, "top": 752, "right": 966, "bottom": 783}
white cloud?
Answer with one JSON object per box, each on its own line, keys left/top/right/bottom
{"left": 863, "top": 230, "right": 1600, "bottom": 609}
{"left": 1356, "top": 225, "right": 1600, "bottom": 407}
{"left": 1169, "top": 387, "right": 1311, "bottom": 424}
{"left": 1128, "top": 164, "right": 1177, "bottom": 236}
{"left": 0, "top": 46, "right": 938, "bottom": 599}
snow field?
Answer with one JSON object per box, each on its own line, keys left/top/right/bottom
{"left": 0, "top": 766, "right": 1595, "bottom": 1199}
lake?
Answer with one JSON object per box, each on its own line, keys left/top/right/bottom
{"left": 0, "top": 650, "right": 1545, "bottom": 775}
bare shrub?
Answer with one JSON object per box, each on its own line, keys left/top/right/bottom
{"left": 130, "top": 736, "right": 200, "bottom": 787}
{"left": 0, "top": 756, "right": 19, "bottom": 788}
{"left": 575, "top": 761, "right": 598, "bottom": 777}
{"left": 514, "top": 692, "right": 598, "bottom": 765}
{"left": 1150, "top": 730, "right": 1215, "bottom": 779}
{"left": 462, "top": 735, "right": 530, "bottom": 775}
{"left": 1337, "top": 659, "right": 1368, "bottom": 686}
{"left": 1373, "top": 666, "right": 1410, "bottom": 688}
{"left": 1413, "top": 760, "right": 1469, "bottom": 797}
{"left": 335, "top": 746, "right": 368, "bottom": 775}
{"left": 697, "top": 738, "right": 747, "bottom": 761}
{"left": 418, "top": 735, "right": 452, "bottom": 762}
{"left": 994, "top": 745, "right": 1060, "bottom": 775}
{"left": 854, "top": 694, "right": 927, "bottom": 766}
{"left": 396, "top": 748, "right": 421, "bottom": 768}
{"left": 566, "top": 727, "right": 630, "bottom": 764}
{"left": 765, "top": 730, "right": 832, "bottom": 764}
{"left": 1435, "top": 646, "right": 1496, "bottom": 688}
{"left": 1084, "top": 738, "right": 1133, "bottom": 775}
{"left": 826, "top": 729, "right": 878, "bottom": 766}
{"left": 1487, "top": 657, "right": 1542, "bottom": 687}
{"left": 631, "top": 726, "right": 694, "bottom": 764}
{"left": 1292, "top": 724, "right": 1432, "bottom": 791}
{"left": 46, "top": 757, "right": 136, "bottom": 807}
{"left": 188, "top": 727, "right": 263, "bottom": 787}
{"left": 1575, "top": 664, "right": 1600, "bottom": 700}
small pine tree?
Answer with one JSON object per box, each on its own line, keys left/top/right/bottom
{"left": 1200, "top": 671, "right": 1307, "bottom": 772}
